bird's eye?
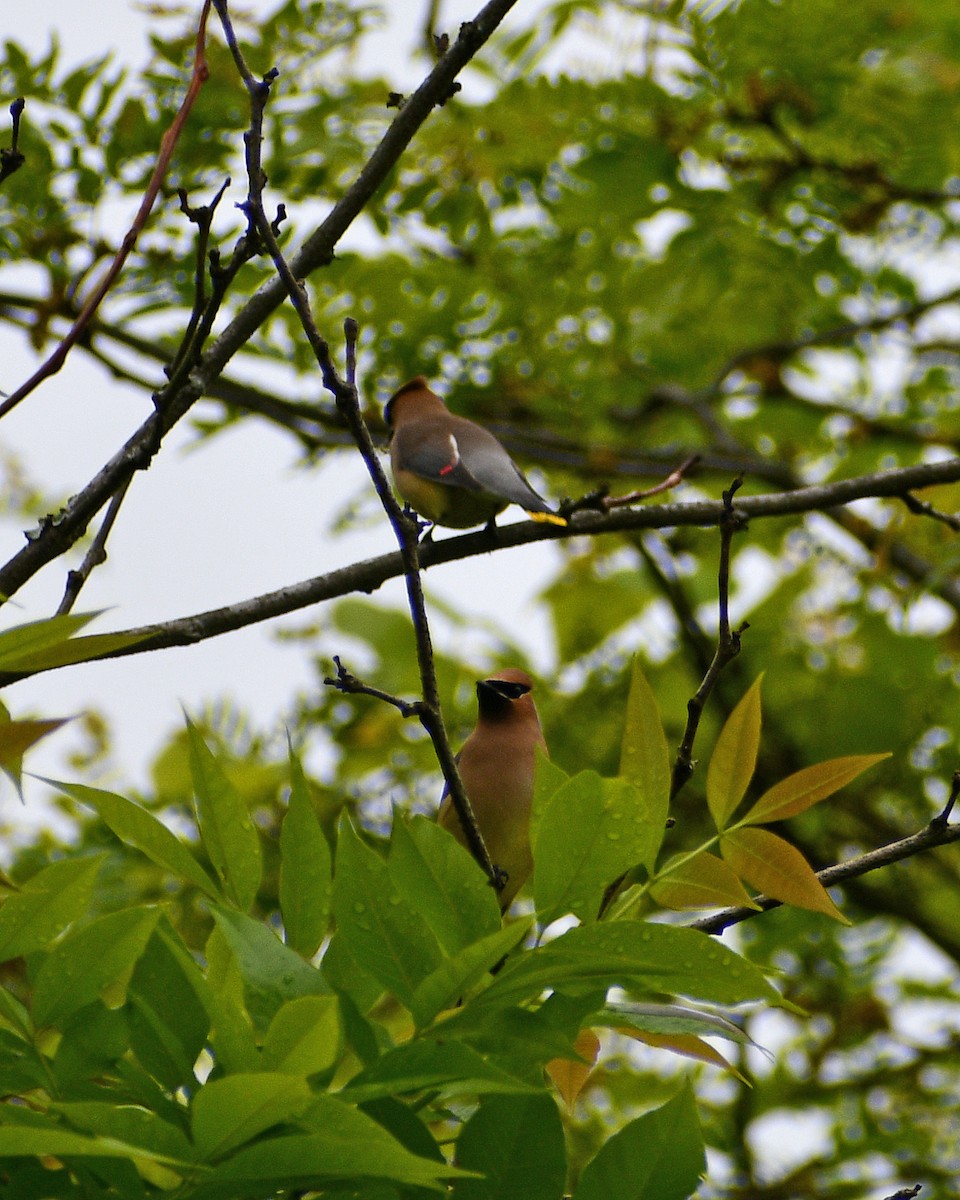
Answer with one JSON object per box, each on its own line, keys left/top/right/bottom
{"left": 492, "top": 682, "right": 530, "bottom": 700}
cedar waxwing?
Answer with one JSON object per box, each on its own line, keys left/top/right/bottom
{"left": 439, "top": 668, "right": 547, "bottom": 910}
{"left": 384, "top": 377, "right": 562, "bottom": 530}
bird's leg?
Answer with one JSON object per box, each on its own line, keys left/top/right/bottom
{"left": 483, "top": 515, "right": 499, "bottom": 538}
{"left": 401, "top": 503, "right": 433, "bottom": 542}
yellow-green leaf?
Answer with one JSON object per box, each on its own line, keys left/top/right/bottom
{"left": 188, "top": 721, "right": 262, "bottom": 912}
{"left": 620, "top": 1028, "right": 746, "bottom": 1081}
{"left": 0, "top": 717, "right": 68, "bottom": 767}
{"left": 742, "top": 753, "right": 892, "bottom": 825}
{"left": 706, "top": 676, "right": 763, "bottom": 830}
{"left": 546, "top": 1027, "right": 600, "bottom": 1110}
{"left": 0, "top": 612, "right": 100, "bottom": 670}
{"left": 650, "top": 850, "right": 760, "bottom": 912}
{"left": 529, "top": 748, "right": 568, "bottom": 847}
{"left": 720, "top": 827, "right": 848, "bottom": 923}
{"left": 619, "top": 657, "right": 671, "bottom": 832}
{"left": 280, "top": 750, "right": 332, "bottom": 958}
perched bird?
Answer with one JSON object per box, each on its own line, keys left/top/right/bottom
{"left": 439, "top": 668, "right": 548, "bottom": 909}
{"left": 384, "top": 376, "right": 563, "bottom": 530}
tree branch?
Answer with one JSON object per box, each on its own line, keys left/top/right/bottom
{"left": 2, "top": 456, "right": 957, "bottom": 685}
{"left": 0, "top": 0, "right": 521, "bottom": 611}
{"left": 216, "top": 2, "right": 500, "bottom": 890}
{"left": 690, "top": 808, "right": 960, "bottom": 937}
{"left": 55, "top": 478, "right": 133, "bottom": 616}
{"left": 670, "top": 478, "right": 748, "bottom": 798}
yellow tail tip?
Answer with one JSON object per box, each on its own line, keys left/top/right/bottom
{"left": 528, "top": 510, "right": 568, "bottom": 527}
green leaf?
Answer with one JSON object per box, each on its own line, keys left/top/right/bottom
{"left": 202, "top": 924, "right": 261, "bottom": 1073}
{"left": 188, "top": 720, "right": 262, "bottom": 911}
{"left": 409, "top": 919, "right": 533, "bottom": 1028}
{"left": 261, "top": 994, "right": 341, "bottom": 1076}
{"left": 50, "top": 1099, "right": 194, "bottom": 1162}
{"left": 280, "top": 749, "right": 333, "bottom": 957}
{"left": 332, "top": 816, "right": 444, "bottom": 1011}
{"left": 191, "top": 1072, "right": 313, "bottom": 1161}
{"left": 0, "top": 629, "right": 150, "bottom": 674}
{"left": 126, "top": 922, "right": 213, "bottom": 1090}
{"left": 52, "top": 1001, "right": 128, "bottom": 1088}
{"left": 573, "top": 1084, "right": 705, "bottom": 1200}
{"left": 49, "top": 779, "right": 218, "bottom": 898}
{"left": 32, "top": 906, "right": 162, "bottom": 1027}
{"left": 619, "top": 658, "right": 671, "bottom": 827}
{"left": 188, "top": 1095, "right": 464, "bottom": 1195}
{"left": 360, "top": 1095, "right": 445, "bottom": 1166}
{"left": 0, "top": 1124, "right": 182, "bottom": 1161}
{"left": 742, "top": 752, "right": 891, "bottom": 824}
{"left": 338, "top": 1039, "right": 539, "bottom": 1105}
{"left": 321, "top": 930, "right": 386, "bottom": 1016}
{"left": 210, "top": 906, "right": 329, "bottom": 1034}
{"left": 706, "top": 676, "right": 764, "bottom": 830}
{"left": 390, "top": 814, "right": 501, "bottom": 956}
{"left": 544, "top": 561, "right": 650, "bottom": 662}
{"left": 451, "top": 1093, "right": 567, "bottom": 1199}
{"left": 534, "top": 772, "right": 665, "bottom": 924}
{"left": 0, "top": 983, "right": 31, "bottom": 1036}
{"left": 477, "top": 921, "right": 784, "bottom": 1012}
{"left": 0, "top": 853, "right": 105, "bottom": 961}
{"left": 529, "top": 750, "right": 569, "bottom": 847}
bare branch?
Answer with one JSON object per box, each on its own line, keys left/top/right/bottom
{"left": 56, "top": 478, "right": 133, "bottom": 616}
{"left": 901, "top": 490, "right": 960, "bottom": 533}
{"left": 2, "top": 456, "right": 959, "bottom": 684}
{"left": 324, "top": 656, "right": 423, "bottom": 719}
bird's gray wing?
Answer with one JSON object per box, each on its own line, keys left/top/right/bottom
{"left": 394, "top": 425, "right": 487, "bottom": 493}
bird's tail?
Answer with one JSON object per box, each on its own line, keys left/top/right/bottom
{"left": 527, "top": 510, "right": 568, "bottom": 527}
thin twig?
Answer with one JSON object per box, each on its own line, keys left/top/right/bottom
{"left": 0, "top": 2, "right": 213, "bottom": 420}
{"left": 931, "top": 769, "right": 960, "bottom": 825}
{"left": 215, "top": 2, "right": 501, "bottom": 890}
{"left": 901, "top": 491, "right": 960, "bottom": 532}
{"left": 708, "top": 284, "right": 960, "bottom": 398}
{"left": 0, "top": 98, "right": 26, "bottom": 188}
{"left": 56, "top": 478, "right": 133, "bottom": 616}
{"left": 324, "top": 656, "right": 422, "bottom": 719}
{"left": 599, "top": 480, "right": 748, "bottom": 918}
{"left": 603, "top": 455, "right": 702, "bottom": 508}
{"left": 671, "top": 478, "right": 748, "bottom": 798}
{"left": 167, "top": 180, "right": 233, "bottom": 384}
